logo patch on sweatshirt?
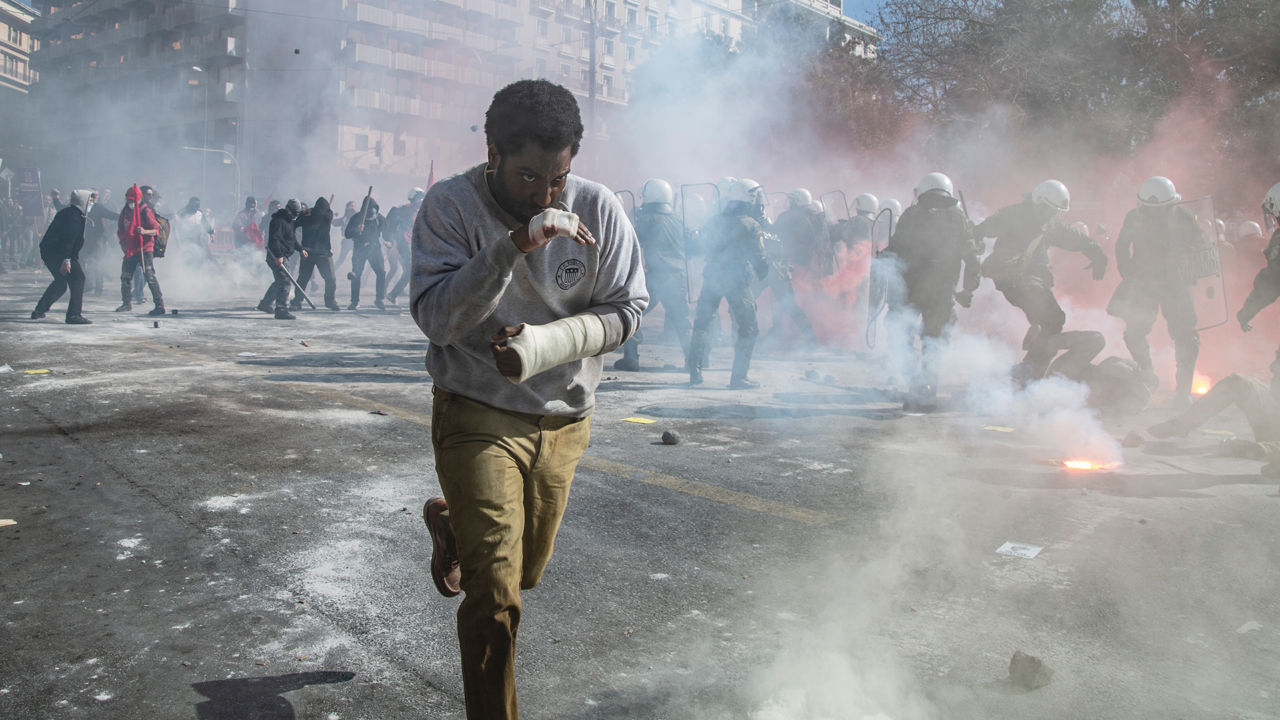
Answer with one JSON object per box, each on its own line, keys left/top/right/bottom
{"left": 556, "top": 259, "right": 586, "bottom": 290}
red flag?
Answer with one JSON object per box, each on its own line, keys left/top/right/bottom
{"left": 426, "top": 160, "right": 434, "bottom": 189}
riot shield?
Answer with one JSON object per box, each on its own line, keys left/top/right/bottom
{"left": 865, "top": 205, "right": 898, "bottom": 348}
{"left": 680, "top": 182, "right": 719, "bottom": 303}
{"left": 615, "top": 189, "right": 636, "bottom": 218}
{"left": 1176, "top": 195, "right": 1228, "bottom": 332}
{"left": 819, "top": 190, "right": 850, "bottom": 223}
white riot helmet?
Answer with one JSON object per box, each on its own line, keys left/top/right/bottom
{"left": 1262, "top": 182, "right": 1280, "bottom": 220}
{"left": 1137, "top": 176, "right": 1180, "bottom": 207}
{"left": 914, "top": 172, "right": 953, "bottom": 200}
{"left": 788, "top": 188, "right": 813, "bottom": 208}
{"left": 884, "top": 198, "right": 903, "bottom": 218}
{"left": 854, "top": 193, "right": 878, "bottom": 216}
{"left": 1239, "top": 221, "right": 1264, "bottom": 241}
{"left": 726, "top": 178, "right": 763, "bottom": 205}
{"left": 641, "top": 178, "right": 674, "bottom": 206}
{"left": 809, "top": 199, "right": 825, "bottom": 215}
{"left": 408, "top": 187, "right": 425, "bottom": 202}
{"left": 1032, "top": 180, "right": 1070, "bottom": 212}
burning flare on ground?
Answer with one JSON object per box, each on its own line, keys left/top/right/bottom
{"left": 1193, "top": 374, "right": 1213, "bottom": 396}
{"left": 1061, "top": 459, "right": 1121, "bottom": 471}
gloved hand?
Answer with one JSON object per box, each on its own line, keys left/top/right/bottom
{"left": 1239, "top": 309, "right": 1253, "bottom": 333}
{"left": 955, "top": 289, "right": 974, "bottom": 308}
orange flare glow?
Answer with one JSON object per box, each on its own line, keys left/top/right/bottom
{"left": 1062, "top": 459, "right": 1120, "bottom": 471}
{"left": 1192, "top": 373, "right": 1212, "bottom": 395}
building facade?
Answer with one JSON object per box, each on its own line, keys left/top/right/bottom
{"left": 1, "top": 0, "right": 39, "bottom": 179}
{"left": 27, "top": 0, "right": 876, "bottom": 213}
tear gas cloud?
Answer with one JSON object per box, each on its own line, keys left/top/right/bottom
{"left": 20, "top": 2, "right": 1278, "bottom": 715}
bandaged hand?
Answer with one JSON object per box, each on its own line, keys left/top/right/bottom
{"left": 512, "top": 209, "right": 595, "bottom": 252}
{"left": 490, "top": 312, "right": 607, "bottom": 384}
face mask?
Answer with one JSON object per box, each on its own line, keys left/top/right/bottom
{"left": 127, "top": 201, "right": 136, "bottom": 208}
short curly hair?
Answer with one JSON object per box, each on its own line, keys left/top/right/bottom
{"left": 485, "top": 79, "right": 584, "bottom": 157}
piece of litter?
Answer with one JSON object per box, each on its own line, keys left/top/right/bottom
{"left": 622, "top": 417, "right": 656, "bottom": 424}
{"left": 1202, "top": 429, "right": 1235, "bottom": 436}
{"left": 1236, "top": 621, "right": 1262, "bottom": 634}
{"left": 0, "top": 364, "right": 13, "bottom": 373}
{"left": 300, "top": 340, "right": 310, "bottom": 347}
{"left": 17, "top": 482, "right": 30, "bottom": 487}
{"left": 23, "top": 369, "right": 50, "bottom": 375}
{"left": 984, "top": 425, "right": 1014, "bottom": 433}
{"left": 237, "top": 352, "right": 257, "bottom": 357}
{"left": 0, "top": 519, "right": 16, "bottom": 528}
{"left": 369, "top": 410, "right": 388, "bottom": 416}
{"left": 1009, "top": 650, "right": 1053, "bottom": 689}
{"left": 996, "top": 542, "right": 1043, "bottom": 559}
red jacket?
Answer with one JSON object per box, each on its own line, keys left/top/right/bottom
{"left": 118, "top": 202, "right": 159, "bottom": 256}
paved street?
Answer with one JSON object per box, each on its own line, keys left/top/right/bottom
{"left": 2, "top": 267, "right": 1278, "bottom": 720}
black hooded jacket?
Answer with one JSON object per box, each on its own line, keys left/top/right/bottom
{"left": 296, "top": 198, "right": 336, "bottom": 257}
{"left": 344, "top": 199, "right": 384, "bottom": 246}
{"left": 266, "top": 208, "right": 301, "bottom": 260}
{"left": 39, "top": 205, "right": 87, "bottom": 263}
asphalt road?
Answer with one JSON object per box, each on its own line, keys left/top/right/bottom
{"left": 2, "top": 267, "right": 1278, "bottom": 720}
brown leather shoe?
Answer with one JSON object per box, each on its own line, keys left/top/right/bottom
{"left": 423, "top": 497, "right": 461, "bottom": 597}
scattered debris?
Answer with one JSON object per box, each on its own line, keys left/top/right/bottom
{"left": 369, "top": 410, "right": 388, "bottom": 416}
{"left": 983, "top": 425, "right": 1015, "bottom": 433}
{"left": 1122, "top": 430, "right": 1144, "bottom": 448}
{"left": 23, "top": 369, "right": 50, "bottom": 375}
{"left": 0, "top": 519, "right": 16, "bottom": 528}
{"left": 17, "top": 482, "right": 30, "bottom": 487}
{"left": 237, "top": 352, "right": 257, "bottom": 357}
{"left": 0, "top": 364, "right": 12, "bottom": 374}
{"left": 661, "top": 430, "right": 681, "bottom": 445}
{"left": 804, "top": 369, "right": 819, "bottom": 380}
{"left": 996, "top": 542, "right": 1043, "bottom": 559}
{"left": 622, "top": 417, "right": 655, "bottom": 424}
{"left": 1008, "top": 650, "right": 1053, "bottom": 690}
{"left": 152, "top": 321, "right": 160, "bottom": 328}
{"left": 300, "top": 340, "right": 310, "bottom": 347}
{"left": 181, "top": 661, "right": 191, "bottom": 667}
{"left": 170, "top": 309, "right": 179, "bottom": 315}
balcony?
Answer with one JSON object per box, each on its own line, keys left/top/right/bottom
{"left": 352, "top": 2, "right": 394, "bottom": 27}
{"left": 351, "top": 42, "right": 393, "bottom": 67}
{"left": 530, "top": 0, "right": 555, "bottom": 15}
{"left": 352, "top": 87, "right": 392, "bottom": 111}
{"left": 392, "top": 12, "right": 431, "bottom": 36}
{"left": 393, "top": 51, "right": 428, "bottom": 75}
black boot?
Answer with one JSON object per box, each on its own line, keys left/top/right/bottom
{"left": 613, "top": 338, "right": 640, "bottom": 371}
{"left": 729, "top": 336, "right": 758, "bottom": 389}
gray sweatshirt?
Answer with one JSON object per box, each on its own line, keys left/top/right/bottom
{"left": 410, "top": 163, "right": 648, "bottom": 417}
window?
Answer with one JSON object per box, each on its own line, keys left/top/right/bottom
{"left": 626, "top": 45, "right": 635, "bottom": 61}
{"left": 394, "top": 137, "right": 407, "bottom": 156}
{"left": 535, "top": 58, "right": 547, "bottom": 77}
{"left": 720, "top": 18, "right": 729, "bottom": 34}
{"left": 606, "top": 2, "right": 616, "bottom": 19}
{"left": 602, "top": 75, "right": 612, "bottom": 97}
{"left": 603, "top": 39, "right": 614, "bottom": 56}
{"left": 627, "top": 8, "right": 637, "bottom": 25}
{"left": 559, "top": 63, "right": 570, "bottom": 78}
{"left": 561, "top": 26, "right": 572, "bottom": 43}
{"left": 537, "top": 19, "right": 548, "bottom": 36}
{"left": 355, "top": 134, "right": 369, "bottom": 151}
{"left": 648, "top": 13, "right": 658, "bottom": 30}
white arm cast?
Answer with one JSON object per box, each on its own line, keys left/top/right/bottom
{"left": 504, "top": 312, "right": 607, "bottom": 384}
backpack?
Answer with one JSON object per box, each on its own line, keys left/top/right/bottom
{"left": 152, "top": 213, "right": 171, "bottom": 258}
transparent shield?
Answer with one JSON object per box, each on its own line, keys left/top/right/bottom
{"left": 1178, "top": 195, "right": 1228, "bottom": 331}
{"left": 820, "top": 190, "right": 850, "bottom": 223}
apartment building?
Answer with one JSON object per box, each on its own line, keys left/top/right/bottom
{"left": 1, "top": 0, "right": 39, "bottom": 175}
{"left": 26, "top": 0, "right": 875, "bottom": 211}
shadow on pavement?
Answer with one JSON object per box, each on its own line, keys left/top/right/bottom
{"left": 192, "top": 671, "right": 356, "bottom": 719}
{"left": 636, "top": 402, "right": 907, "bottom": 421}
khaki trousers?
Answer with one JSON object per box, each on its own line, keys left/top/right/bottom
{"left": 431, "top": 388, "right": 590, "bottom": 720}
